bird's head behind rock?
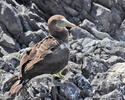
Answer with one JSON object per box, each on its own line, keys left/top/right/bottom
{"left": 48, "top": 15, "right": 76, "bottom": 43}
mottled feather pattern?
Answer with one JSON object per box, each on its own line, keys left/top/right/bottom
{"left": 19, "top": 35, "right": 59, "bottom": 75}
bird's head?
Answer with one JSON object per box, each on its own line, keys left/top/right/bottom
{"left": 48, "top": 15, "right": 76, "bottom": 43}
{"left": 48, "top": 15, "right": 76, "bottom": 30}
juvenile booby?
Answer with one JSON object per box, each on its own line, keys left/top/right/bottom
{"left": 4, "top": 15, "right": 76, "bottom": 95}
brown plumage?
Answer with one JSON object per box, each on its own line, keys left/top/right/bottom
{"left": 3, "top": 15, "right": 76, "bottom": 95}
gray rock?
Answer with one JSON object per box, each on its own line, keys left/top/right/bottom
{"left": 0, "top": 58, "right": 16, "bottom": 72}
{"left": 100, "top": 89, "right": 124, "bottom": 100}
{"left": 19, "top": 29, "right": 46, "bottom": 46}
{"left": 91, "top": 3, "right": 122, "bottom": 34}
{"left": 71, "top": 0, "right": 92, "bottom": 12}
{"left": 32, "top": 0, "right": 66, "bottom": 18}
{"left": 94, "top": 0, "right": 116, "bottom": 8}
{"left": 0, "top": 69, "right": 13, "bottom": 91}
{"left": 63, "top": 6, "right": 78, "bottom": 16}
{"left": 0, "top": 23, "right": 20, "bottom": 53}
{"left": 114, "top": 19, "right": 125, "bottom": 41}
{"left": 91, "top": 63, "right": 125, "bottom": 99}
{"left": 53, "top": 82, "right": 81, "bottom": 100}
{"left": 0, "top": 31, "right": 20, "bottom": 50}
{"left": 0, "top": 1, "right": 23, "bottom": 35}
{"left": 63, "top": 0, "right": 72, "bottom": 5}
{"left": 91, "top": 3, "right": 111, "bottom": 32}
{"left": 70, "top": 27, "right": 95, "bottom": 39}
{"left": 80, "top": 19, "right": 112, "bottom": 39}
{"left": 0, "top": 46, "right": 8, "bottom": 57}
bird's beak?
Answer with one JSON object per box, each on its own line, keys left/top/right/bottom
{"left": 59, "top": 19, "right": 77, "bottom": 28}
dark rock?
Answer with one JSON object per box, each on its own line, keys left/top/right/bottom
{"left": 71, "top": 0, "right": 92, "bottom": 12}
{"left": 63, "top": 0, "right": 72, "bottom": 5}
{"left": 79, "top": 9, "right": 94, "bottom": 21}
{"left": 53, "top": 82, "right": 81, "bottom": 100}
{"left": 63, "top": 6, "right": 78, "bottom": 16}
{"left": 94, "top": 0, "right": 116, "bottom": 8}
{"left": 32, "top": 0, "right": 66, "bottom": 19}
{"left": 27, "top": 74, "right": 53, "bottom": 99}
{"left": 19, "top": 29, "right": 46, "bottom": 46}
{"left": 0, "top": 1, "right": 23, "bottom": 35}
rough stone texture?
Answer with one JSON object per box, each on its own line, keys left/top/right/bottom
{"left": 91, "top": 3, "right": 122, "bottom": 34}
{"left": 80, "top": 19, "right": 112, "bottom": 40}
{"left": 0, "top": 1, "right": 23, "bottom": 35}
{"left": 0, "top": 0, "right": 125, "bottom": 99}
{"left": 91, "top": 63, "right": 125, "bottom": 99}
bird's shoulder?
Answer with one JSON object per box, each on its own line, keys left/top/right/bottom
{"left": 19, "top": 35, "right": 59, "bottom": 72}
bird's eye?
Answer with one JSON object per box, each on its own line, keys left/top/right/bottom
{"left": 51, "top": 20, "right": 57, "bottom": 24}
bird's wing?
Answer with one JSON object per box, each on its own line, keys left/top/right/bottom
{"left": 19, "top": 35, "right": 59, "bottom": 77}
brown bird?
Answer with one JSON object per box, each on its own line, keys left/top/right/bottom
{"left": 3, "top": 15, "right": 76, "bottom": 95}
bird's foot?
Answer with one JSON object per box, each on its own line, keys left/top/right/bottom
{"left": 55, "top": 71, "right": 64, "bottom": 79}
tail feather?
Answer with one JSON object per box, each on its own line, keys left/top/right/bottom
{"left": 2, "top": 76, "right": 18, "bottom": 92}
{"left": 9, "top": 80, "right": 23, "bottom": 95}
{"left": 3, "top": 76, "right": 30, "bottom": 95}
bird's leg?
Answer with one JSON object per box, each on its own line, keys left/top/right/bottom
{"left": 55, "top": 71, "right": 64, "bottom": 79}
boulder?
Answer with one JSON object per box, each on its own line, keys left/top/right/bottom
{"left": 0, "top": 1, "right": 23, "bottom": 35}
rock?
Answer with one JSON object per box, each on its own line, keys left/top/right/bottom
{"left": 0, "top": 23, "right": 20, "bottom": 53}
{"left": 70, "top": 27, "right": 95, "bottom": 39}
{"left": 0, "top": 58, "right": 16, "bottom": 73}
{"left": 1, "top": 47, "right": 31, "bottom": 73}
{"left": 91, "top": 63, "right": 125, "bottom": 99}
{"left": 52, "top": 82, "right": 81, "bottom": 100}
{"left": 70, "top": 37, "right": 125, "bottom": 79}
{"left": 26, "top": 74, "right": 53, "bottom": 99}
{"left": 0, "top": 46, "right": 8, "bottom": 57}
{"left": 114, "top": 19, "right": 125, "bottom": 41}
{"left": 63, "top": 0, "right": 72, "bottom": 5}
{"left": 80, "top": 19, "right": 112, "bottom": 39}
{"left": 19, "top": 29, "right": 46, "bottom": 46}
{"left": 0, "top": 69, "right": 13, "bottom": 91}
{"left": 91, "top": 3, "right": 111, "bottom": 32}
{"left": 63, "top": 6, "right": 78, "bottom": 16}
{"left": 94, "top": 0, "right": 116, "bottom": 8}
{"left": 71, "top": 0, "right": 92, "bottom": 12}
{"left": 32, "top": 0, "right": 66, "bottom": 18}
{"left": 79, "top": 9, "right": 94, "bottom": 21}
{"left": 100, "top": 89, "right": 124, "bottom": 100}
{"left": 0, "top": 0, "right": 125, "bottom": 99}
{"left": 0, "top": 1, "right": 23, "bottom": 35}
{"left": 0, "top": 31, "right": 20, "bottom": 51}
{"left": 91, "top": 3, "right": 122, "bottom": 34}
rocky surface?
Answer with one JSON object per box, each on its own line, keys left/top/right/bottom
{"left": 0, "top": 0, "right": 125, "bottom": 99}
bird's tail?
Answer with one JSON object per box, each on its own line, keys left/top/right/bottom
{"left": 9, "top": 79, "right": 23, "bottom": 95}
{"left": 2, "top": 76, "right": 23, "bottom": 95}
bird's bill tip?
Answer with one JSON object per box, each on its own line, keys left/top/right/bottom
{"left": 60, "top": 18, "right": 77, "bottom": 28}
{"left": 68, "top": 23, "right": 77, "bottom": 28}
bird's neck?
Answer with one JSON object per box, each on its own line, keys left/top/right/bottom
{"left": 49, "top": 26, "right": 69, "bottom": 44}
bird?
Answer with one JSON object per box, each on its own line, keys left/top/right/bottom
{"left": 3, "top": 15, "right": 76, "bottom": 95}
